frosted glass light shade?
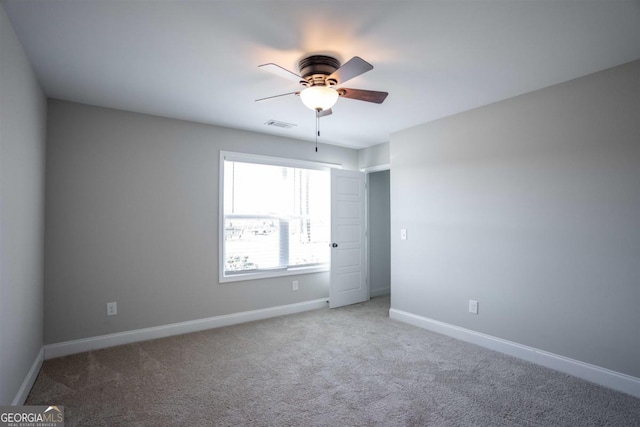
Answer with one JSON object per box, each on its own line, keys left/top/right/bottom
{"left": 300, "top": 86, "right": 339, "bottom": 111}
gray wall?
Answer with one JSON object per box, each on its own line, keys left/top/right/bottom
{"left": 359, "top": 142, "right": 389, "bottom": 170}
{"left": 368, "top": 170, "right": 390, "bottom": 297}
{"left": 0, "top": 4, "right": 46, "bottom": 404}
{"left": 44, "top": 100, "right": 358, "bottom": 344}
{"left": 390, "top": 60, "right": 640, "bottom": 378}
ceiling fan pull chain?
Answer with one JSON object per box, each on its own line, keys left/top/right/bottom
{"left": 315, "top": 109, "right": 320, "bottom": 152}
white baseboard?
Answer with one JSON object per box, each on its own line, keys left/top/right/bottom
{"left": 370, "top": 287, "right": 391, "bottom": 298}
{"left": 45, "top": 298, "right": 329, "bottom": 360}
{"left": 13, "top": 346, "right": 44, "bottom": 405}
{"left": 389, "top": 308, "right": 640, "bottom": 399}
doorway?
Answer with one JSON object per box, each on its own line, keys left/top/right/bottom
{"left": 367, "top": 170, "right": 390, "bottom": 297}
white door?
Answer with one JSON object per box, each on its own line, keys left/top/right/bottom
{"left": 330, "top": 169, "right": 368, "bottom": 308}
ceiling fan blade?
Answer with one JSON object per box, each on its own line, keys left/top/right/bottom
{"left": 258, "top": 63, "right": 302, "bottom": 83}
{"left": 328, "top": 56, "right": 373, "bottom": 85}
{"left": 317, "top": 108, "right": 333, "bottom": 118}
{"left": 338, "top": 88, "right": 388, "bottom": 104}
{"left": 255, "top": 91, "right": 299, "bottom": 102}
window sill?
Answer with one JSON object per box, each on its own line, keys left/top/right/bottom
{"left": 219, "top": 265, "right": 329, "bottom": 283}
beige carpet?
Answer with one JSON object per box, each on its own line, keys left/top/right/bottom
{"left": 27, "top": 296, "right": 640, "bottom": 426}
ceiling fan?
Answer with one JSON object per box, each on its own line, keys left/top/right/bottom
{"left": 256, "top": 55, "right": 388, "bottom": 117}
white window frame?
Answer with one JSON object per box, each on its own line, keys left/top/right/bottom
{"left": 219, "top": 151, "right": 339, "bottom": 283}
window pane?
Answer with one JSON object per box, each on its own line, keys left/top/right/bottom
{"left": 225, "top": 161, "right": 293, "bottom": 215}
{"left": 288, "top": 217, "right": 329, "bottom": 266}
{"left": 224, "top": 217, "right": 281, "bottom": 272}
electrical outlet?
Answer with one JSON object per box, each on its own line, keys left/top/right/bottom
{"left": 292, "top": 280, "right": 299, "bottom": 291}
{"left": 107, "top": 301, "right": 117, "bottom": 316}
{"left": 469, "top": 300, "right": 478, "bottom": 314}
{"left": 400, "top": 229, "right": 408, "bottom": 240}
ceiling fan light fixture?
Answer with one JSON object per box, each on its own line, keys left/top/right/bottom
{"left": 300, "top": 85, "right": 339, "bottom": 112}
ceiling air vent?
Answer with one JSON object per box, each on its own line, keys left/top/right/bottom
{"left": 265, "top": 120, "right": 297, "bottom": 129}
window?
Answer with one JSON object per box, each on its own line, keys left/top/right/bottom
{"left": 220, "top": 152, "right": 331, "bottom": 282}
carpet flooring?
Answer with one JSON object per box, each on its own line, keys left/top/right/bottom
{"left": 27, "top": 296, "right": 640, "bottom": 426}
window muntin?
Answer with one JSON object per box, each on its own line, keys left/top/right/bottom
{"left": 221, "top": 154, "right": 330, "bottom": 281}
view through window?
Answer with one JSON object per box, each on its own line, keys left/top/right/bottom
{"left": 222, "top": 155, "right": 330, "bottom": 280}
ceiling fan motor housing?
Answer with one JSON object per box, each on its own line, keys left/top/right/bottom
{"left": 298, "top": 55, "right": 340, "bottom": 87}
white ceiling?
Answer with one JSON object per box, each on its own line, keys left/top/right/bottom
{"left": 3, "top": 1, "right": 640, "bottom": 149}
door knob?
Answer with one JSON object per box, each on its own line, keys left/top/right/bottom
{"left": 331, "top": 243, "right": 338, "bottom": 248}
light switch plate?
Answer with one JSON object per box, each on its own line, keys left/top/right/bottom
{"left": 400, "top": 229, "right": 407, "bottom": 240}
